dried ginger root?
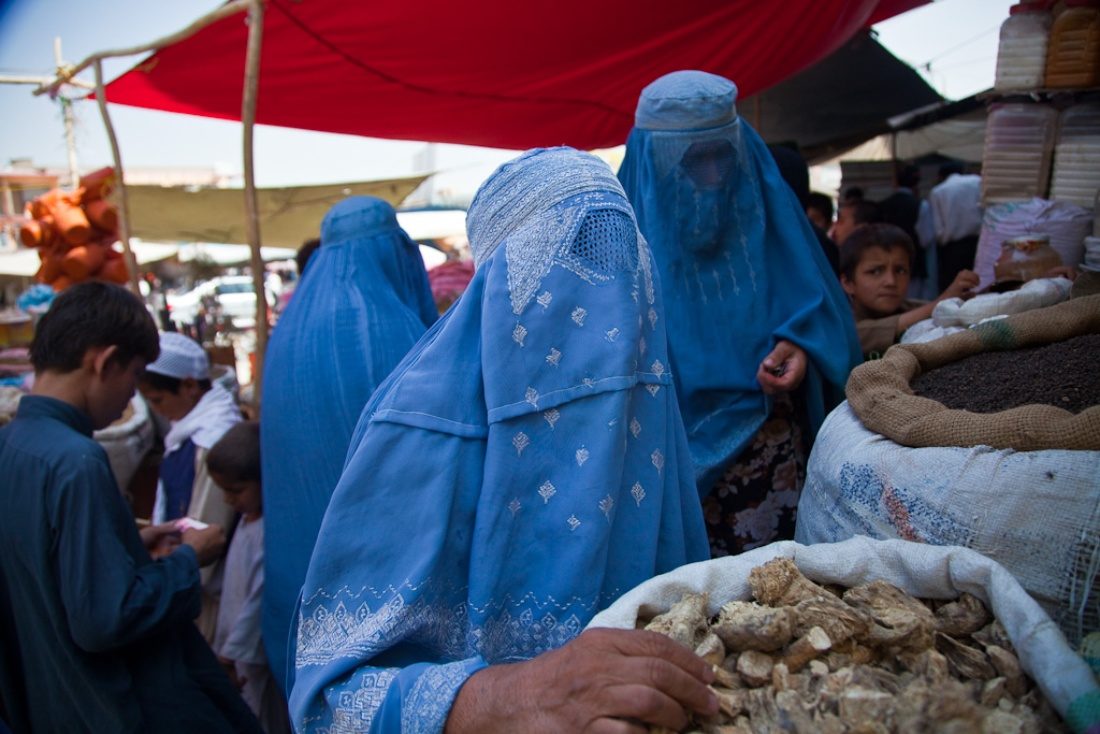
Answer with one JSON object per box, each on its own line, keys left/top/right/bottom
{"left": 642, "top": 558, "right": 1067, "bottom": 733}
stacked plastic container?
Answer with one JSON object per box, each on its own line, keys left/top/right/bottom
{"left": 981, "top": 102, "right": 1059, "bottom": 204}
{"left": 995, "top": 3, "right": 1053, "bottom": 91}
{"left": 1050, "top": 102, "right": 1100, "bottom": 207}
{"left": 1045, "top": 0, "right": 1100, "bottom": 89}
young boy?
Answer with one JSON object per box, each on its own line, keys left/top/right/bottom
{"left": 207, "top": 422, "right": 291, "bottom": 734}
{"left": 139, "top": 331, "right": 241, "bottom": 641}
{"left": 840, "top": 223, "right": 978, "bottom": 359}
{"left": 0, "top": 282, "right": 259, "bottom": 733}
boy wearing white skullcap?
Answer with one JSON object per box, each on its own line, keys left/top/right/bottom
{"left": 139, "top": 331, "right": 242, "bottom": 643}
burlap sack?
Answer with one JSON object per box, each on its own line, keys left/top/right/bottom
{"left": 846, "top": 295, "right": 1100, "bottom": 451}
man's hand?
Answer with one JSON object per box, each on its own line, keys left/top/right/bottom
{"left": 181, "top": 524, "right": 226, "bottom": 566}
{"left": 756, "top": 340, "right": 807, "bottom": 395}
{"left": 445, "top": 628, "right": 718, "bottom": 733}
{"left": 138, "top": 522, "right": 182, "bottom": 559}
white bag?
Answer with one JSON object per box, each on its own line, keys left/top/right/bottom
{"left": 975, "top": 199, "right": 1092, "bottom": 291}
{"left": 93, "top": 394, "right": 154, "bottom": 495}
{"left": 795, "top": 402, "right": 1100, "bottom": 648}
{"left": 932, "top": 277, "right": 1073, "bottom": 327}
{"left": 587, "top": 535, "right": 1099, "bottom": 729}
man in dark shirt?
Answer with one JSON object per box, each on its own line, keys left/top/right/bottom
{"left": 0, "top": 282, "right": 260, "bottom": 733}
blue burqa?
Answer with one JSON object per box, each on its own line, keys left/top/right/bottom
{"left": 617, "top": 70, "right": 861, "bottom": 495}
{"left": 289, "top": 148, "right": 709, "bottom": 732}
{"left": 261, "top": 196, "right": 437, "bottom": 692}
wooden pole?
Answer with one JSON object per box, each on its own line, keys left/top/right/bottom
{"left": 93, "top": 59, "right": 142, "bottom": 297}
{"left": 54, "top": 39, "right": 81, "bottom": 191}
{"left": 242, "top": 0, "right": 267, "bottom": 406}
{"left": 33, "top": 1, "right": 251, "bottom": 98}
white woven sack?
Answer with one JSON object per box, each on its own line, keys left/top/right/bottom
{"left": 93, "top": 394, "right": 154, "bottom": 494}
{"left": 586, "top": 535, "right": 1099, "bottom": 727}
{"left": 899, "top": 318, "right": 964, "bottom": 345}
{"left": 795, "top": 402, "right": 1100, "bottom": 648}
{"left": 931, "top": 276, "right": 1073, "bottom": 327}
{"left": 974, "top": 199, "right": 1092, "bottom": 291}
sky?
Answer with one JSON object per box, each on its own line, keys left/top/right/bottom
{"left": 0, "top": 0, "right": 1013, "bottom": 198}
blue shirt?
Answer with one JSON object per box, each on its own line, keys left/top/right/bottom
{"left": 0, "top": 395, "right": 260, "bottom": 733}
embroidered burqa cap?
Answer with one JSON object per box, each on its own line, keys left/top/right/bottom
{"left": 145, "top": 332, "right": 209, "bottom": 380}
{"left": 618, "top": 70, "right": 861, "bottom": 494}
{"left": 289, "top": 147, "right": 708, "bottom": 731}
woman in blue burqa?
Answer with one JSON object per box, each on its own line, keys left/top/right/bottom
{"left": 289, "top": 149, "right": 717, "bottom": 732}
{"left": 261, "top": 196, "right": 438, "bottom": 691}
{"left": 618, "top": 71, "right": 861, "bottom": 556}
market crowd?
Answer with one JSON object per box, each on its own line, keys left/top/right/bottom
{"left": 0, "top": 70, "right": 1010, "bottom": 733}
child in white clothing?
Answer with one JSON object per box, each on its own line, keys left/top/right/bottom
{"left": 207, "top": 422, "right": 291, "bottom": 734}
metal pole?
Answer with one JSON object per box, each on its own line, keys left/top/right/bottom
{"left": 242, "top": 0, "right": 267, "bottom": 406}
{"left": 93, "top": 59, "right": 142, "bottom": 297}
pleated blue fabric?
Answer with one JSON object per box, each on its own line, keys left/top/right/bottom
{"left": 289, "top": 148, "right": 708, "bottom": 733}
{"left": 260, "top": 196, "right": 437, "bottom": 691}
{"left": 617, "top": 70, "right": 861, "bottom": 495}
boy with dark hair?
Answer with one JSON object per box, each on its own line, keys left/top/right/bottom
{"left": 208, "top": 422, "right": 292, "bottom": 734}
{"left": 139, "top": 331, "right": 241, "bottom": 642}
{"left": 840, "top": 223, "right": 978, "bottom": 358}
{"left": 0, "top": 282, "right": 260, "bottom": 733}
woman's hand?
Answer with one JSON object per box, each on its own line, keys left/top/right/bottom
{"left": 756, "top": 340, "right": 807, "bottom": 394}
{"left": 445, "top": 628, "right": 718, "bottom": 733}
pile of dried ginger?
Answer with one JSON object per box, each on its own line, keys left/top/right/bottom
{"left": 642, "top": 558, "right": 1066, "bottom": 733}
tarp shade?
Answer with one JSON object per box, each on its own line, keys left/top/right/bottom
{"left": 742, "top": 31, "right": 943, "bottom": 163}
{"left": 104, "top": 0, "right": 928, "bottom": 151}
{"left": 124, "top": 174, "right": 425, "bottom": 247}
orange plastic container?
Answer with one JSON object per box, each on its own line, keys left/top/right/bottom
{"left": 1045, "top": 0, "right": 1100, "bottom": 88}
{"left": 61, "top": 244, "right": 108, "bottom": 280}
{"left": 55, "top": 201, "right": 92, "bottom": 246}
{"left": 19, "top": 219, "right": 43, "bottom": 248}
{"left": 84, "top": 198, "right": 119, "bottom": 233}
{"left": 98, "top": 257, "right": 130, "bottom": 285}
{"left": 78, "top": 167, "right": 116, "bottom": 202}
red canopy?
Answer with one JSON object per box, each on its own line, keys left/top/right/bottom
{"left": 105, "top": 0, "right": 927, "bottom": 150}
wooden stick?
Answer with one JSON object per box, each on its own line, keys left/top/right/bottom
{"left": 34, "top": 1, "right": 251, "bottom": 98}
{"left": 241, "top": 0, "right": 267, "bottom": 408}
{"left": 93, "top": 59, "right": 142, "bottom": 297}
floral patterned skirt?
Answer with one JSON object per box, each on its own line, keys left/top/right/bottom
{"left": 702, "top": 394, "right": 807, "bottom": 557}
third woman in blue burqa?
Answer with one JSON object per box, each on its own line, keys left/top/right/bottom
{"left": 618, "top": 70, "right": 861, "bottom": 556}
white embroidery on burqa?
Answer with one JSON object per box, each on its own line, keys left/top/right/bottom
{"left": 538, "top": 481, "right": 556, "bottom": 504}
{"left": 402, "top": 661, "right": 472, "bottom": 733}
{"left": 298, "top": 582, "right": 619, "bottom": 692}
{"left": 546, "top": 348, "right": 562, "bottom": 366}
{"left": 536, "top": 290, "right": 553, "bottom": 309}
{"left": 646, "top": 384, "right": 661, "bottom": 397}
{"left": 543, "top": 408, "right": 560, "bottom": 429}
{"left": 650, "top": 360, "right": 665, "bottom": 377}
{"left": 571, "top": 307, "right": 587, "bottom": 326}
{"left": 692, "top": 261, "right": 709, "bottom": 304}
{"left": 630, "top": 418, "right": 642, "bottom": 438}
{"left": 567, "top": 515, "right": 581, "bottom": 532}
{"left": 513, "top": 432, "right": 530, "bottom": 456}
{"left": 508, "top": 498, "right": 521, "bottom": 517}
{"left": 605, "top": 327, "right": 620, "bottom": 343}
{"left": 631, "top": 482, "right": 646, "bottom": 507}
{"left": 648, "top": 307, "right": 658, "bottom": 330}
{"left": 599, "top": 495, "right": 615, "bottom": 522}
{"left": 639, "top": 336, "right": 647, "bottom": 356}
{"left": 512, "top": 323, "right": 528, "bottom": 346}
{"left": 524, "top": 387, "right": 539, "bottom": 408}
{"left": 326, "top": 668, "right": 398, "bottom": 734}
{"left": 651, "top": 449, "right": 665, "bottom": 474}
{"left": 575, "top": 447, "right": 589, "bottom": 466}
{"left": 582, "top": 377, "right": 595, "bottom": 388}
